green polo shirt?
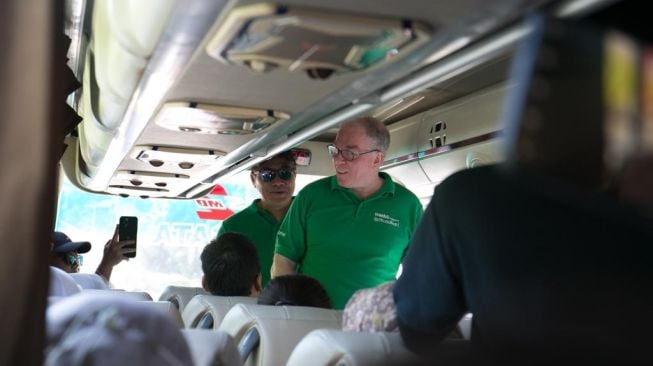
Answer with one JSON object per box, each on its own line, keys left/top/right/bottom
{"left": 218, "top": 199, "right": 284, "bottom": 287}
{"left": 275, "top": 173, "right": 423, "bottom": 309}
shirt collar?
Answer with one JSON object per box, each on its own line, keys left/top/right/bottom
{"left": 330, "top": 172, "right": 395, "bottom": 198}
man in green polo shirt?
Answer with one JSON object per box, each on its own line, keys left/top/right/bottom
{"left": 272, "top": 117, "right": 423, "bottom": 309}
{"left": 218, "top": 151, "right": 296, "bottom": 288}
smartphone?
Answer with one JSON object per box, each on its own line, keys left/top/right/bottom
{"left": 119, "top": 216, "right": 138, "bottom": 258}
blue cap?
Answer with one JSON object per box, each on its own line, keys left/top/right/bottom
{"left": 53, "top": 231, "right": 91, "bottom": 254}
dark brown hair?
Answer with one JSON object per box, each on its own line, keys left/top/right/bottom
{"left": 258, "top": 274, "right": 332, "bottom": 309}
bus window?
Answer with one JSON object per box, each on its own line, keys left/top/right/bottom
{"left": 55, "top": 169, "right": 322, "bottom": 299}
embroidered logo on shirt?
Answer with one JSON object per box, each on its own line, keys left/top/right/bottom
{"left": 277, "top": 230, "right": 287, "bottom": 237}
{"left": 373, "top": 212, "right": 400, "bottom": 227}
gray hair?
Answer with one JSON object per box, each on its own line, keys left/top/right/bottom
{"left": 346, "top": 117, "right": 390, "bottom": 152}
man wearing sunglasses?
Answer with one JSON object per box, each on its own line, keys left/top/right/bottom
{"left": 50, "top": 231, "right": 91, "bottom": 273}
{"left": 272, "top": 117, "right": 423, "bottom": 309}
{"left": 217, "top": 150, "right": 296, "bottom": 288}
{"left": 50, "top": 227, "right": 135, "bottom": 283}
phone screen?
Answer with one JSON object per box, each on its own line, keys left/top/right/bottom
{"left": 119, "top": 216, "right": 138, "bottom": 258}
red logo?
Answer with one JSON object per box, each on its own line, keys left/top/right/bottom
{"left": 195, "top": 185, "right": 234, "bottom": 221}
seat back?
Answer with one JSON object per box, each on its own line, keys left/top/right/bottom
{"left": 219, "top": 303, "right": 343, "bottom": 366}
{"left": 182, "top": 329, "right": 241, "bottom": 366}
{"left": 159, "top": 285, "right": 209, "bottom": 312}
{"left": 182, "top": 294, "right": 257, "bottom": 329}
{"left": 286, "top": 329, "right": 418, "bottom": 366}
{"left": 69, "top": 273, "right": 109, "bottom": 289}
{"left": 82, "top": 288, "right": 153, "bottom": 301}
{"left": 145, "top": 301, "right": 184, "bottom": 328}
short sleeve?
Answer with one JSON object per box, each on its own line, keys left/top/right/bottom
{"left": 274, "top": 190, "right": 308, "bottom": 262}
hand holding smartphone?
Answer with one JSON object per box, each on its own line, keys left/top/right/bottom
{"left": 118, "top": 216, "right": 138, "bottom": 258}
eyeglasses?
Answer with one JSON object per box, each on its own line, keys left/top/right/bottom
{"left": 327, "top": 144, "right": 380, "bottom": 161}
{"left": 255, "top": 168, "right": 295, "bottom": 183}
{"left": 62, "top": 252, "right": 83, "bottom": 267}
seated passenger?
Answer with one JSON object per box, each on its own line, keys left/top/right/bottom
{"left": 50, "top": 225, "right": 134, "bottom": 284}
{"left": 45, "top": 292, "right": 193, "bottom": 366}
{"left": 342, "top": 281, "right": 463, "bottom": 338}
{"left": 200, "top": 232, "right": 262, "bottom": 297}
{"left": 393, "top": 15, "right": 653, "bottom": 364}
{"left": 258, "top": 274, "right": 332, "bottom": 309}
{"left": 342, "top": 281, "right": 397, "bottom": 332}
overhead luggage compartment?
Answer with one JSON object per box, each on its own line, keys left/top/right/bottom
{"left": 153, "top": 102, "right": 290, "bottom": 135}
{"left": 382, "top": 84, "right": 510, "bottom": 203}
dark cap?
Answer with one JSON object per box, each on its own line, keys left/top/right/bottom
{"left": 53, "top": 231, "right": 91, "bottom": 254}
{"left": 252, "top": 150, "right": 296, "bottom": 170}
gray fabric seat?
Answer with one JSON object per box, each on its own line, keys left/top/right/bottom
{"left": 158, "top": 285, "right": 209, "bottom": 313}
{"left": 182, "top": 294, "right": 257, "bottom": 329}
{"left": 182, "top": 329, "right": 241, "bottom": 366}
{"left": 287, "top": 329, "right": 418, "bottom": 366}
{"left": 218, "top": 303, "right": 342, "bottom": 366}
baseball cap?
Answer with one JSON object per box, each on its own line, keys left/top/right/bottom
{"left": 252, "top": 150, "right": 297, "bottom": 170}
{"left": 53, "top": 231, "right": 91, "bottom": 254}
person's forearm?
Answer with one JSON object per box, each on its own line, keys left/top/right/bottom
{"left": 95, "top": 261, "right": 113, "bottom": 282}
{"left": 271, "top": 254, "right": 297, "bottom": 278}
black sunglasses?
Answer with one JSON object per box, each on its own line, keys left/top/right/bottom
{"left": 255, "top": 168, "right": 295, "bottom": 183}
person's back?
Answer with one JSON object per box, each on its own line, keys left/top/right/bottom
{"left": 395, "top": 14, "right": 653, "bottom": 364}
{"left": 394, "top": 164, "right": 653, "bottom": 362}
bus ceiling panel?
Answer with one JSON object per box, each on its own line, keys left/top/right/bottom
{"left": 176, "top": 0, "right": 553, "bottom": 197}
{"left": 109, "top": 170, "right": 191, "bottom": 193}
{"left": 168, "top": 2, "right": 434, "bottom": 116}
{"left": 73, "top": 0, "right": 618, "bottom": 197}
{"left": 203, "top": 3, "right": 432, "bottom": 82}
{"left": 130, "top": 102, "right": 291, "bottom": 159}
{"left": 169, "top": 0, "right": 546, "bottom": 117}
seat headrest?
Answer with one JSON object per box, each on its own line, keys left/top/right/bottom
{"left": 82, "top": 288, "right": 153, "bottom": 301}
{"left": 287, "top": 329, "right": 418, "bottom": 366}
{"left": 158, "top": 285, "right": 209, "bottom": 312}
{"left": 219, "top": 303, "right": 343, "bottom": 366}
{"left": 182, "top": 295, "right": 257, "bottom": 329}
{"left": 145, "top": 301, "right": 184, "bottom": 328}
